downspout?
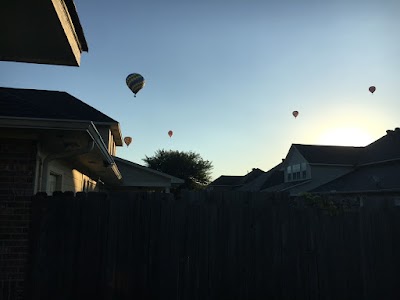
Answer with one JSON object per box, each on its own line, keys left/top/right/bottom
{"left": 40, "top": 141, "right": 95, "bottom": 193}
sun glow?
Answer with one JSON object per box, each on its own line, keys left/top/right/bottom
{"left": 317, "top": 127, "right": 374, "bottom": 147}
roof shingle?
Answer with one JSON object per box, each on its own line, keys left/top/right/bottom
{"left": 293, "top": 144, "right": 364, "bottom": 165}
{"left": 0, "top": 87, "right": 117, "bottom": 123}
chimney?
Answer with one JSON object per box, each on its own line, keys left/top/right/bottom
{"left": 386, "top": 130, "right": 394, "bottom": 135}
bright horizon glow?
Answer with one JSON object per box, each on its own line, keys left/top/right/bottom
{"left": 317, "top": 127, "right": 375, "bottom": 147}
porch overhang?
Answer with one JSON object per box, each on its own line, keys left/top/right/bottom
{"left": 0, "top": 117, "right": 122, "bottom": 186}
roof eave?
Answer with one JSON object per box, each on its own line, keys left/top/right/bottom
{"left": 309, "top": 163, "right": 355, "bottom": 167}
{"left": 87, "top": 123, "right": 122, "bottom": 181}
{"left": 63, "top": 0, "right": 88, "bottom": 52}
{"left": 113, "top": 156, "right": 184, "bottom": 183}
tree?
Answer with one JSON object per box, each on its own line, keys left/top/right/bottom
{"left": 143, "top": 149, "right": 213, "bottom": 190}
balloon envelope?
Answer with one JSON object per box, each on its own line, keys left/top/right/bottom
{"left": 168, "top": 130, "right": 173, "bottom": 137}
{"left": 126, "top": 73, "right": 145, "bottom": 97}
{"left": 292, "top": 111, "right": 299, "bottom": 118}
{"left": 124, "top": 137, "right": 132, "bottom": 146}
{"left": 369, "top": 86, "right": 376, "bottom": 94}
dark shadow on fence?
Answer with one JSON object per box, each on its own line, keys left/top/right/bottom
{"left": 28, "top": 191, "right": 400, "bottom": 300}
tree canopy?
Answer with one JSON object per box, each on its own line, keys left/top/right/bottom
{"left": 143, "top": 149, "right": 213, "bottom": 190}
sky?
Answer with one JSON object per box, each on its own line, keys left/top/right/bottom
{"left": 1, "top": 0, "right": 399, "bottom": 180}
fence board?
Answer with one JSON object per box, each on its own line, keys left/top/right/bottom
{"left": 28, "top": 191, "right": 400, "bottom": 300}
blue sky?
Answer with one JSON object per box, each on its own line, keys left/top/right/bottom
{"left": 1, "top": 0, "right": 399, "bottom": 180}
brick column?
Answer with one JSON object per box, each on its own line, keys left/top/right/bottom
{"left": 0, "top": 139, "right": 37, "bottom": 300}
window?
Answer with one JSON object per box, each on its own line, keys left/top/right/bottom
{"left": 286, "top": 163, "right": 308, "bottom": 182}
{"left": 301, "top": 163, "right": 307, "bottom": 179}
{"left": 286, "top": 166, "right": 292, "bottom": 181}
{"left": 48, "top": 172, "right": 62, "bottom": 195}
{"left": 292, "top": 164, "right": 301, "bottom": 181}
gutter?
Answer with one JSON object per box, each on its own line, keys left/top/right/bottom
{"left": 87, "top": 122, "right": 122, "bottom": 181}
{"left": 358, "top": 158, "right": 400, "bottom": 167}
{"left": 281, "top": 180, "right": 311, "bottom": 192}
{"left": 314, "top": 188, "right": 400, "bottom": 195}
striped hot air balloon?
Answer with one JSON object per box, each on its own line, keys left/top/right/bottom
{"left": 126, "top": 73, "right": 145, "bottom": 97}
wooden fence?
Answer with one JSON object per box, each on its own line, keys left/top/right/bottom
{"left": 28, "top": 191, "right": 400, "bottom": 300}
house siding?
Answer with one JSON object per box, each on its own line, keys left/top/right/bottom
{"left": 0, "top": 138, "right": 36, "bottom": 300}
{"left": 283, "top": 147, "right": 311, "bottom": 181}
{"left": 45, "top": 160, "right": 98, "bottom": 194}
{"left": 289, "top": 165, "right": 354, "bottom": 195}
{"left": 98, "top": 126, "right": 116, "bottom": 156}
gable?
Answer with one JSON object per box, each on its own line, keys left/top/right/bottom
{"left": 284, "top": 145, "right": 308, "bottom": 166}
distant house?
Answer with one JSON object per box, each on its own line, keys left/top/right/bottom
{"left": 0, "top": 87, "right": 183, "bottom": 196}
{"left": 236, "top": 163, "right": 284, "bottom": 192}
{"left": 311, "top": 128, "right": 400, "bottom": 195}
{"left": 113, "top": 157, "right": 184, "bottom": 193}
{"left": 208, "top": 165, "right": 285, "bottom": 192}
{"left": 0, "top": 0, "right": 88, "bottom": 66}
{"left": 262, "top": 129, "right": 400, "bottom": 195}
{"left": 211, "top": 128, "right": 400, "bottom": 196}
{"left": 261, "top": 144, "right": 363, "bottom": 195}
{"left": 207, "top": 168, "right": 265, "bottom": 191}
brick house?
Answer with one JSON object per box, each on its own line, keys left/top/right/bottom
{"left": 0, "top": 86, "right": 184, "bottom": 300}
{"left": 0, "top": 87, "right": 123, "bottom": 195}
{"left": 0, "top": 87, "right": 185, "bottom": 195}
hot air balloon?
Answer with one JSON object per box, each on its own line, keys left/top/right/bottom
{"left": 168, "top": 130, "right": 173, "bottom": 138}
{"left": 124, "top": 137, "right": 132, "bottom": 147}
{"left": 126, "top": 73, "right": 145, "bottom": 97}
{"left": 369, "top": 86, "right": 376, "bottom": 94}
{"left": 292, "top": 111, "right": 299, "bottom": 118}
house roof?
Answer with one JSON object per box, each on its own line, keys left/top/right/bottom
{"left": 311, "top": 161, "right": 400, "bottom": 193}
{"left": 241, "top": 168, "right": 265, "bottom": 184}
{"left": 209, "top": 175, "right": 244, "bottom": 187}
{"left": 293, "top": 144, "right": 364, "bottom": 165}
{"left": 359, "top": 128, "right": 400, "bottom": 165}
{"left": 0, "top": 87, "right": 117, "bottom": 123}
{"left": 209, "top": 168, "right": 266, "bottom": 188}
{"left": 113, "top": 156, "right": 184, "bottom": 185}
{"left": 237, "top": 164, "right": 284, "bottom": 192}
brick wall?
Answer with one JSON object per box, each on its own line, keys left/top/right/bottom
{"left": 0, "top": 139, "right": 37, "bottom": 300}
